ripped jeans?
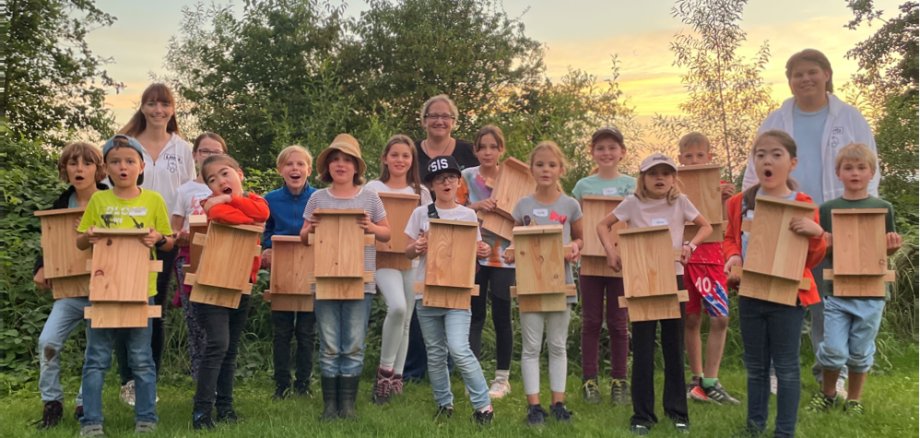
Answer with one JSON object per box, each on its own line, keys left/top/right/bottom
{"left": 38, "top": 297, "right": 89, "bottom": 404}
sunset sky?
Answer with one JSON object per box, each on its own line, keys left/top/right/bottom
{"left": 88, "top": 0, "right": 902, "bottom": 125}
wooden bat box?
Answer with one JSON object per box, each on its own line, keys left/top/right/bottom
{"left": 422, "top": 219, "right": 479, "bottom": 309}
{"left": 85, "top": 229, "right": 163, "bottom": 328}
{"left": 617, "top": 226, "right": 686, "bottom": 321}
{"left": 822, "top": 208, "right": 895, "bottom": 298}
{"left": 678, "top": 164, "right": 724, "bottom": 243}
{"left": 376, "top": 192, "right": 419, "bottom": 271}
{"left": 35, "top": 207, "right": 91, "bottom": 299}
{"left": 478, "top": 210, "right": 516, "bottom": 242}
{"left": 311, "top": 209, "right": 374, "bottom": 300}
{"left": 186, "top": 214, "right": 208, "bottom": 274}
{"left": 187, "top": 222, "right": 262, "bottom": 308}
{"left": 511, "top": 225, "right": 575, "bottom": 313}
{"left": 580, "top": 195, "right": 625, "bottom": 278}
{"left": 265, "top": 235, "right": 315, "bottom": 311}
{"left": 737, "top": 195, "right": 816, "bottom": 305}
{"left": 479, "top": 157, "right": 535, "bottom": 240}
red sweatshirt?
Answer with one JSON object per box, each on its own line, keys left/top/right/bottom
{"left": 723, "top": 191, "right": 826, "bottom": 307}
{"left": 206, "top": 192, "right": 271, "bottom": 283}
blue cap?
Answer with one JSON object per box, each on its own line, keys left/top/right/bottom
{"left": 102, "top": 134, "right": 145, "bottom": 159}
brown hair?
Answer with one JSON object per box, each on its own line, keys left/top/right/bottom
{"left": 120, "top": 83, "right": 181, "bottom": 137}
{"left": 528, "top": 140, "right": 569, "bottom": 192}
{"left": 58, "top": 142, "right": 105, "bottom": 183}
{"left": 834, "top": 143, "right": 877, "bottom": 175}
{"left": 201, "top": 154, "right": 243, "bottom": 183}
{"left": 473, "top": 124, "right": 506, "bottom": 152}
{"left": 319, "top": 150, "right": 365, "bottom": 186}
{"left": 742, "top": 130, "right": 799, "bottom": 215}
{"left": 379, "top": 134, "right": 423, "bottom": 199}
{"left": 635, "top": 161, "right": 680, "bottom": 205}
{"left": 785, "top": 49, "right": 834, "bottom": 93}
{"left": 193, "top": 132, "right": 228, "bottom": 154}
{"left": 678, "top": 132, "right": 711, "bottom": 152}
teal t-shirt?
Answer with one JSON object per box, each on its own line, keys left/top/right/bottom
{"left": 791, "top": 104, "right": 829, "bottom": 204}
{"left": 571, "top": 174, "right": 636, "bottom": 200}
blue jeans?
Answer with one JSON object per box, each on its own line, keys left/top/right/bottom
{"left": 81, "top": 313, "right": 157, "bottom": 427}
{"left": 314, "top": 298, "right": 369, "bottom": 377}
{"left": 809, "top": 260, "right": 847, "bottom": 383}
{"left": 38, "top": 297, "right": 88, "bottom": 404}
{"left": 739, "top": 297, "right": 805, "bottom": 438}
{"left": 817, "top": 296, "right": 884, "bottom": 373}
{"left": 415, "top": 302, "right": 491, "bottom": 410}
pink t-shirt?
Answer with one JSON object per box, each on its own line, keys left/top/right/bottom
{"left": 612, "top": 194, "right": 700, "bottom": 275}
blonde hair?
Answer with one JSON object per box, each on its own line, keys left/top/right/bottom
{"left": 528, "top": 140, "right": 569, "bottom": 191}
{"left": 58, "top": 142, "right": 105, "bottom": 183}
{"left": 635, "top": 159, "right": 680, "bottom": 205}
{"left": 678, "top": 132, "right": 711, "bottom": 153}
{"left": 419, "top": 94, "right": 459, "bottom": 128}
{"left": 834, "top": 143, "right": 877, "bottom": 175}
{"left": 276, "top": 145, "right": 313, "bottom": 169}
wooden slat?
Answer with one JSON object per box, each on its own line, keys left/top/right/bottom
{"left": 36, "top": 208, "right": 91, "bottom": 281}
{"left": 478, "top": 211, "right": 515, "bottom": 242}
{"left": 51, "top": 275, "right": 91, "bottom": 299}
{"left": 270, "top": 235, "right": 314, "bottom": 295}
{"left": 677, "top": 164, "right": 723, "bottom": 225}
{"left": 618, "top": 226, "right": 678, "bottom": 297}
{"left": 85, "top": 302, "right": 161, "bottom": 328}
{"left": 831, "top": 209, "right": 888, "bottom": 275}
{"left": 425, "top": 219, "right": 478, "bottom": 288}
{"left": 313, "top": 210, "right": 366, "bottom": 278}
{"left": 315, "top": 277, "right": 365, "bottom": 300}
{"left": 491, "top": 157, "right": 536, "bottom": 217}
{"left": 581, "top": 195, "right": 625, "bottom": 257}
{"left": 88, "top": 231, "right": 153, "bottom": 302}
{"left": 512, "top": 225, "right": 566, "bottom": 295}
{"left": 618, "top": 292, "right": 687, "bottom": 322}
{"left": 742, "top": 196, "right": 815, "bottom": 281}
{"left": 422, "top": 285, "right": 476, "bottom": 310}
{"left": 190, "top": 282, "right": 242, "bottom": 308}
{"left": 269, "top": 293, "right": 315, "bottom": 312}
{"left": 376, "top": 192, "right": 420, "bottom": 254}
{"left": 579, "top": 255, "right": 622, "bottom": 278}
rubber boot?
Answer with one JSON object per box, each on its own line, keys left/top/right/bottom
{"left": 320, "top": 376, "right": 339, "bottom": 421}
{"left": 338, "top": 375, "right": 360, "bottom": 419}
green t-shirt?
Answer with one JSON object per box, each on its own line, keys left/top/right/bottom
{"left": 78, "top": 189, "right": 173, "bottom": 297}
{"left": 819, "top": 195, "right": 896, "bottom": 299}
{"left": 571, "top": 174, "right": 636, "bottom": 201}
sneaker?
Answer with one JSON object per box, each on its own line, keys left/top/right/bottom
{"left": 674, "top": 421, "right": 691, "bottom": 434}
{"left": 488, "top": 378, "right": 512, "bottom": 399}
{"left": 192, "top": 411, "right": 215, "bottom": 430}
{"left": 120, "top": 380, "right": 136, "bottom": 407}
{"left": 392, "top": 375, "right": 404, "bottom": 395}
{"left": 525, "top": 404, "right": 548, "bottom": 426}
{"left": 434, "top": 404, "right": 453, "bottom": 421}
{"left": 294, "top": 381, "right": 311, "bottom": 397}
{"left": 372, "top": 367, "right": 395, "bottom": 404}
{"left": 582, "top": 378, "right": 601, "bottom": 404}
{"left": 74, "top": 405, "right": 84, "bottom": 421}
{"left": 273, "top": 385, "right": 290, "bottom": 400}
{"left": 630, "top": 424, "right": 650, "bottom": 435}
{"left": 836, "top": 378, "right": 848, "bottom": 401}
{"left": 689, "top": 384, "right": 710, "bottom": 402}
{"left": 80, "top": 424, "right": 104, "bottom": 437}
{"left": 703, "top": 382, "right": 741, "bottom": 405}
{"left": 805, "top": 391, "right": 839, "bottom": 413}
{"left": 769, "top": 374, "right": 778, "bottom": 395}
{"left": 472, "top": 407, "right": 494, "bottom": 425}
{"left": 134, "top": 421, "right": 156, "bottom": 433}
{"left": 550, "top": 402, "right": 572, "bottom": 422}
{"left": 610, "top": 379, "right": 631, "bottom": 405}
{"left": 844, "top": 400, "right": 864, "bottom": 415}
{"left": 36, "top": 400, "right": 63, "bottom": 429}
{"left": 216, "top": 407, "right": 239, "bottom": 423}
{"left": 686, "top": 375, "right": 701, "bottom": 398}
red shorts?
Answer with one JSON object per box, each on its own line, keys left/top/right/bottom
{"left": 684, "top": 263, "right": 730, "bottom": 317}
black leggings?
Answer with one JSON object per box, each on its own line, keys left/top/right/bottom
{"left": 469, "top": 266, "right": 514, "bottom": 371}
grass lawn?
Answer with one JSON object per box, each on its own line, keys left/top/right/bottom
{"left": 1, "top": 346, "right": 916, "bottom": 438}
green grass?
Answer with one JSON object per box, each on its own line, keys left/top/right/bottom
{"left": 2, "top": 347, "right": 917, "bottom": 438}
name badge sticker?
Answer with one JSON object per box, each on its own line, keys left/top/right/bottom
{"left": 602, "top": 187, "right": 620, "bottom": 196}
{"left": 533, "top": 208, "right": 549, "bottom": 218}
{"left": 650, "top": 218, "right": 668, "bottom": 226}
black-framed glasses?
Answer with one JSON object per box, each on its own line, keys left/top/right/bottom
{"left": 424, "top": 113, "right": 455, "bottom": 121}
{"left": 432, "top": 174, "right": 459, "bottom": 184}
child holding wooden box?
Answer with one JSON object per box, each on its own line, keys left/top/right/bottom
{"left": 299, "top": 134, "right": 390, "bottom": 420}
{"left": 191, "top": 154, "right": 269, "bottom": 429}
{"left": 571, "top": 127, "right": 635, "bottom": 404}
{"left": 76, "top": 135, "right": 174, "bottom": 436}
{"left": 504, "top": 141, "right": 583, "bottom": 426}
{"left": 676, "top": 132, "right": 739, "bottom": 405}
{"left": 597, "top": 152, "right": 712, "bottom": 435}
{"left": 405, "top": 156, "right": 494, "bottom": 424}
{"left": 33, "top": 142, "right": 107, "bottom": 428}
{"left": 723, "top": 130, "right": 826, "bottom": 437}
{"left": 807, "top": 143, "right": 900, "bottom": 415}
{"left": 261, "top": 145, "right": 318, "bottom": 400}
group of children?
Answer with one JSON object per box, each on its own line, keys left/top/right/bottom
{"left": 34, "top": 116, "right": 900, "bottom": 436}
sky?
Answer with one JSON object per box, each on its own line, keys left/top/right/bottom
{"left": 88, "top": 0, "right": 902, "bottom": 125}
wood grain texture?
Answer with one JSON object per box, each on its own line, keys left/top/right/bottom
{"left": 187, "top": 214, "right": 208, "bottom": 274}
{"left": 313, "top": 210, "right": 366, "bottom": 278}
{"left": 422, "top": 285, "right": 478, "bottom": 310}
{"left": 88, "top": 230, "right": 155, "bottom": 302}
{"left": 512, "top": 225, "right": 566, "bottom": 294}
{"left": 269, "top": 293, "right": 315, "bottom": 312}
{"left": 618, "top": 226, "right": 678, "bottom": 297}
{"left": 677, "top": 164, "right": 722, "bottom": 226}
{"left": 618, "top": 291, "right": 688, "bottom": 322}
{"left": 831, "top": 209, "right": 888, "bottom": 276}
{"left": 36, "top": 208, "right": 91, "bottom": 282}
{"left": 738, "top": 270, "right": 800, "bottom": 306}
{"left": 189, "top": 281, "right": 243, "bottom": 308}
{"left": 269, "top": 235, "right": 314, "bottom": 295}
{"left": 51, "top": 275, "right": 91, "bottom": 299}
{"left": 479, "top": 210, "right": 515, "bottom": 241}
{"left": 376, "top": 192, "right": 420, "bottom": 254}
{"left": 424, "top": 219, "right": 478, "bottom": 288}
{"left": 315, "top": 277, "right": 365, "bottom": 300}
{"left": 581, "top": 195, "right": 625, "bottom": 257}
{"left": 84, "top": 302, "right": 161, "bottom": 328}
{"left": 376, "top": 252, "right": 412, "bottom": 270}
{"left": 492, "top": 157, "right": 536, "bottom": 217}
{"left": 743, "top": 196, "right": 815, "bottom": 281}
{"left": 196, "top": 222, "right": 263, "bottom": 290}
{"left": 579, "top": 255, "right": 622, "bottom": 278}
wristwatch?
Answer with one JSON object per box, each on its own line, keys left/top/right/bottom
{"left": 683, "top": 241, "right": 697, "bottom": 253}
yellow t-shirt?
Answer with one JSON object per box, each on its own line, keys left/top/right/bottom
{"left": 77, "top": 189, "right": 173, "bottom": 297}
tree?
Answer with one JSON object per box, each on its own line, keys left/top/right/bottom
{"left": 1, "top": 0, "right": 122, "bottom": 144}
{"left": 656, "top": 0, "right": 776, "bottom": 181}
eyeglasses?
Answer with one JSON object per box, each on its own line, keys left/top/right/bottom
{"left": 424, "top": 113, "right": 455, "bottom": 121}
{"left": 432, "top": 174, "right": 459, "bottom": 184}
{"left": 197, "top": 149, "right": 223, "bottom": 156}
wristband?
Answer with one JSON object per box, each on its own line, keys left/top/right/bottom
{"left": 154, "top": 235, "right": 168, "bottom": 248}
{"left": 683, "top": 241, "right": 697, "bottom": 252}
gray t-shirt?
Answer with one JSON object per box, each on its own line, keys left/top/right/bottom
{"left": 511, "top": 194, "right": 583, "bottom": 298}
{"left": 303, "top": 187, "right": 387, "bottom": 294}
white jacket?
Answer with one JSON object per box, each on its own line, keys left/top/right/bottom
{"left": 742, "top": 93, "right": 879, "bottom": 201}
{"left": 139, "top": 133, "right": 196, "bottom": 215}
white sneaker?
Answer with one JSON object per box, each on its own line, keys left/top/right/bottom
{"left": 120, "top": 380, "right": 136, "bottom": 407}
{"left": 488, "top": 378, "right": 511, "bottom": 399}
{"left": 769, "top": 374, "right": 778, "bottom": 395}
{"left": 835, "top": 378, "right": 848, "bottom": 401}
